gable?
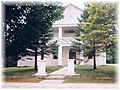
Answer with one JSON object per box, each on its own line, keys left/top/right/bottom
{"left": 53, "top": 4, "right": 83, "bottom": 25}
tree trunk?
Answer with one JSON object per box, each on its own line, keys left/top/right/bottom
{"left": 41, "top": 49, "right": 44, "bottom": 60}
{"left": 34, "top": 48, "right": 37, "bottom": 71}
{"left": 93, "top": 47, "right": 97, "bottom": 69}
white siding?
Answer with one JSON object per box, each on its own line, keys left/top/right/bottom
{"left": 84, "top": 52, "right": 106, "bottom": 66}
{"left": 45, "top": 55, "right": 58, "bottom": 66}
{"left": 17, "top": 56, "right": 35, "bottom": 67}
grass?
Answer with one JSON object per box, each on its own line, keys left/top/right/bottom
{"left": 64, "top": 65, "right": 117, "bottom": 83}
{"left": 3, "top": 65, "right": 117, "bottom": 83}
{"left": 3, "top": 66, "right": 63, "bottom": 83}
{"left": 46, "top": 66, "right": 63, "bottom": 74}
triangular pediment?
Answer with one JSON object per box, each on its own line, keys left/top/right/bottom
{"left": 53, "top": 4, "right": 83, "bottom": 26}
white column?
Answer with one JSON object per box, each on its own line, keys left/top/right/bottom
{"left": 58, "top": 27, "right": 62, "bottom": 38}
{"left": 58, "top": 46, "right": 62, "bottom": 65}
{"left": 58, "top": 27, "right": 62, "bottom": 65}
{"left": 36, "top": 56, "right": 47, "bottom": 77}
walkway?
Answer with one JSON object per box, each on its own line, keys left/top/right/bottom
{"left": 38, "top": 67, "right": 68, "bottom": 84}
{"left": 49, "top": 66, "right": 68, "bottom": 75}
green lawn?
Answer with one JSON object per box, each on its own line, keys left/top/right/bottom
{"left": 3, "top": 65, "right": 117, "bottom": 83}
{"left": 3, "top": 66, "right": 63, "bottom": 83}
{"left": 64, "top": 65, "right": 117, "bottom": 83}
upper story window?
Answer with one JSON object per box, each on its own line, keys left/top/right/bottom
{"left": 63, "top": 29, "right": 75, "bottom": 37}
{"left": 64, "top": 30, "right": 75, "bottom": 33}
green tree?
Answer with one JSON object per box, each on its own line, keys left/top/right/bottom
{"left": 106, "top": 43, "right": 117, "bottom": 64}
{"left": 48, "top": 40, "right": 59, "bottom": 54}
{"left": 76, "top": 2, "right": 117, "bottom": 69}
{"left": 4, "top": 2, "right": 64, "bottom": 68}
{"left": 4, "top": 2, "right": 31, "bottom": 67}
{"left": 23, "top": 2, "right": 64, "bottom": 70}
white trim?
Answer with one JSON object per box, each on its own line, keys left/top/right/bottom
{"left": 52, "top": 24, "right": 78, "bottom": 27}
{"left": 58, "top": 27, "right": 63, "bottom": 65}
{"left": 58, "top": 27, "right": 62, "bottom": 37}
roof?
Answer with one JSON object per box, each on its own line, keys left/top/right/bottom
{"left": 65, "top": 4, "right": 83, "bottom": 11}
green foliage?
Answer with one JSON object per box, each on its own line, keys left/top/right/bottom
{"left": 24, "top": 2, "right": 64, "bottom": 60}
{"left": 82, "top": 3, "right": 117, "bottom": 65}
{"left": 106, "top": 43, "right": 117, "bottom": 64}
{"left": 4, "top": 3, "right": 30, "bottom": 57}
{"left": 80, "top": 2, "right": 117, "bottom": 51}
{"left": 4, "top": 56, "right": 20, "bottom": 67}
{"left": 72, "top": 6, "right": 89, "bottom": 53}
{"left": 72, "top": 2, "right": 117, "bottom": 68}
{"left": 4, "top": 2, "right": 64, "bottom": 67}
{"left": 4, "top": 3, "right": 32, "bottom": 67}
{"left": 48, "top": 40, "right": 59, "bottom": 54}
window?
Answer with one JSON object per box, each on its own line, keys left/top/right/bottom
{"left": 69, "top": 30, "right": 74, "bottom": 33}
{"left": 69, "top": 48, "right": 76, "bottom": 64}
{"left": 53, "top": 52, "right": 58, "bottom": 59}
{"left": 69, "top": 49, "right": 76, "bottom": 59}
{"left": 64, "top": 30, "right": 74, "bottom": 33}
{"left": 88, "top": 55, "right": 92, "bottom": 59}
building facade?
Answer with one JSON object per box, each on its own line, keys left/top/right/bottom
{"left": 45, "top": 4, "right": 106, "bottom": 66}
{"left": 17, "top": 4, "right": 106, "bottom": 67}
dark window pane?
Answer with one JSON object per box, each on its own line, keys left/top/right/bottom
{"left": 88, "top": 55, "right": 92, "bottom": 59}
{"left": 53, "top": 53, "right": 58, "bottom": 59}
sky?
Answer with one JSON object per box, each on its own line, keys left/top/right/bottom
{"left": 35, "top": 0, "right": 119, "bottom": 10}
{"left": 39, "top": 0, "right": 86, "bottom": 10}
{"left": 2, "top": 0, "right": 86, "bottom": 9}
{"left": 1, "top": 0, "right": 119, "bottom": 10}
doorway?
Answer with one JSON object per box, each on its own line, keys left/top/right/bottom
{"left": 69, "top": 48, "right": 76, "bottom": 64}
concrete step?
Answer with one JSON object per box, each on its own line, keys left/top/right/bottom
{"left": 45, "top": 78, "right": 64, "bottom": 80}
{"left": 48, "top": 74, "right": 65, "bottom": 76}
{"left": 46, "top": 75, "right": 65, "bottom": 80}
{"left": 38, "top": 80, "right": 64, "bottom": 84}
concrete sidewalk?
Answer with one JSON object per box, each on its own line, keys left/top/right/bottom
{"left": 2, "top": 82, "right": 119, "bottom": 89}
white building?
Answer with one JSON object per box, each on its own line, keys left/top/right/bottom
{"left": 17, "top": 4, "right": 106, "bottom": 67}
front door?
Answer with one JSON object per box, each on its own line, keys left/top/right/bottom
{"left": 69, "top": 49, "right": 76, "bottom": 64}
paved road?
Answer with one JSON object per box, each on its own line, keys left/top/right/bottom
{"left": 2, "top": 82, "right": 119, "bottom": 89}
